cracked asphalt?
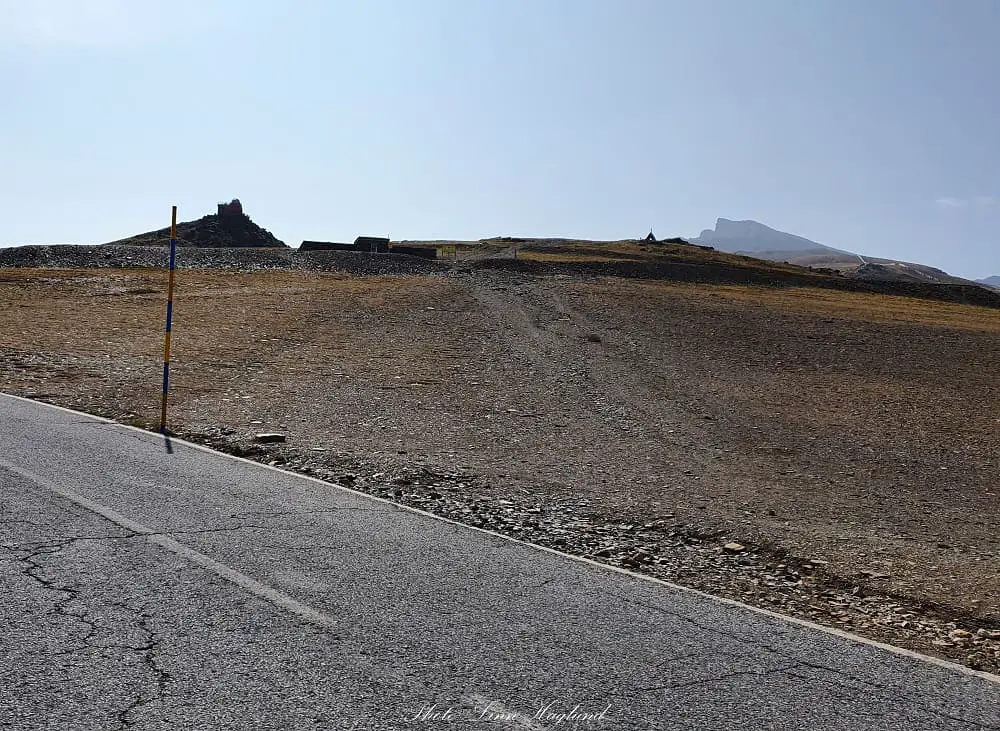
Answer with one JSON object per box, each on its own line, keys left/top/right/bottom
{"left": 1, "top": 395, "right": 998, "bottom": 730}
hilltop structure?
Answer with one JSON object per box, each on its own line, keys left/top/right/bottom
{"left": 217, "top": 199, "right": 244, "bottom": 217}
{"left": 103, "top": 199, "right": 286, "bottom": 248}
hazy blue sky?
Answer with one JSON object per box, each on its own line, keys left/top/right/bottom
{"left": 2, "top": 0, "right": 998, "bottom": 278}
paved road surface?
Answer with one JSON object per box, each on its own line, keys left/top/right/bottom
{"left": 1, "top": 394, "right": 998, "bottom": 730}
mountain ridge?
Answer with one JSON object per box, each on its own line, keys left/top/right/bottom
{"left": 690, "top": 218, "right": 852, "bottom": 256}
{"left": 688, "top": 218, "right": 986, "bottom": 287}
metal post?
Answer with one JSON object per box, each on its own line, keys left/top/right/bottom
{"left": 159, "top": 206, "right": 177, "bottom": 433}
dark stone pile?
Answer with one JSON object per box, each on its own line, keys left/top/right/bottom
{"left": 0, "top": 245, "right": 447, "bottom": 276}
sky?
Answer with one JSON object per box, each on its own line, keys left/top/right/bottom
{"left": 2, "top": 0, "right": 999, "bottom": 279}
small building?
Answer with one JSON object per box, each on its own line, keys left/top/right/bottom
{"left": 299, "top": 241, "right": 357, "bottom": 252}
{"left": 217, "top": 199, "right": 244, "bottom": 217}
{"left": 643, "top": 233, "right": 693, "bottom": 246}
{"left": 354, "top": 236, "right": 390, "bottom": 253}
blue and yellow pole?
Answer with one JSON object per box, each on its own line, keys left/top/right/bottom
{"left": 159, "top": 206, "right": 178, "bottom": 433}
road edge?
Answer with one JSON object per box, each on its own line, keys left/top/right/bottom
{"left": 3, "top": 391, "right": 997, "bottom": 686}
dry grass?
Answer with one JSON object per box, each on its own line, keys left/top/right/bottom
{"left": 626, "top": 280, "right": 1000, "bottom": 332}
{"left": 0, "top": 268, "right": 438, "bottom": 361}
{"left": 514, "top": 240, "right": 836, "bottom": 276}
{"left": 517, "top": 250, "right": 633, "bottom": 263}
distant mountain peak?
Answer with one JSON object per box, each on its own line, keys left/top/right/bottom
{"left": 697, "top": 218, "right": 772, "bottom": 239}
{"left": 690, "top": 217, "right": 987, "bottom": 287}
{"left": 690, "top": 218, "right": 849, "bottom": 256}
{"left": 713, "top": 218, "right": 778, "bottom": 234}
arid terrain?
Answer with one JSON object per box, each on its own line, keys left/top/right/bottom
{"left": 1, "top": 260, "right": 998, "bottom": 673}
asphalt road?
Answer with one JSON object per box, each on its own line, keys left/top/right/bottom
{"left": 1, "top": 394, "right": 998, "bottom": 730}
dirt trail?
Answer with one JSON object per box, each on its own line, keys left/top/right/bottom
{"left": 464, "top": 274, "right": 694, "bottom": 498}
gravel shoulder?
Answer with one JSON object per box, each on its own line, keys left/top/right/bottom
{"left": 1, "top": 264, "right": 998, "bottom": 674}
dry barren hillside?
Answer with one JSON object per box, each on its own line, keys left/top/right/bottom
{"left": 1, "top": 264, "right": 998, "bottom": 672}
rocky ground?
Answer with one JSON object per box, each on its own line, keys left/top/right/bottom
{"left": 1, "top": 261, "right": 998, "bottom": 675}
{"left": 0, "top": 245, "right": 444, "bottom": 276}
